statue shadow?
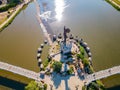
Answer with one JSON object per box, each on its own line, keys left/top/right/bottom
{"left": 51, "top": 73, "right": 74, "bottom": 90}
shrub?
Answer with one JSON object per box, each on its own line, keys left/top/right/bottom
{"left": 25, "top": 81, "right": 48, "bottom": 90}
{"left": 43, "top": 59, "right": 49, "bottom": 68}
{"left": 67, "top": 67, "right": 73, "bottom": 75}
{"left": 80, "top": 46, "right": 85, "bottom": 55}
{"left": 77, "top": 54, "right": 84, "bottom": 59}
{"left": 82, "top": 58, "right": 89, "bottom": 67}
{"left": 44, "top": 84, "right": 47, "bottom": 90}
{"left": 52, "top": 61, "right": 62, "bottom": 73}
{"left": 0, "top": 0, "right": 22, "bottom": 12}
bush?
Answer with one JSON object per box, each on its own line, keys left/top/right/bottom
{"left": 45, "top": 71, "right": 51, "bottom": 75}
{"left": 87, "top": 81, "right": 106, "bottom": 90}
{"left": 44, "top": 84, "right": 47, "bottom": 90}
{"left": 82, "top": 58, "right": 89, "bottom": 67}
{"left": 25, "top": 81, "right": 48, "bottom": 90}
{"left": 25, "top": 81, "right": 39, "bottom": 90}
{"left": 80, "top": 46, "right": 85, "bottom": 55}
{"left": 43, "top": 59, "right": 49, "bottom": 68}
{"left": 77, "top": 54, "right": 84, "bottom": 59}
{"left": 52, "top": 61, "right": 62, "bottom": 73}
{"left": 0, "top": 0, "right": 22, "bottom": 12}
{"left": 67, "top": 67, "right": 73, "bottom": 75}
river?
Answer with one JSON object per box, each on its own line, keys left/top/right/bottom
{"left": 0, "top": 0, "right": 120, "bottom": 89}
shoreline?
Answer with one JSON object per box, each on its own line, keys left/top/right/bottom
{"left": 0, "top": 0, "right": 31, "bottom": 32}
{"left": 106, "top": 0, "right": 120, "bottom": 11}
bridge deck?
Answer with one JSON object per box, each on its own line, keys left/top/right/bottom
{"left": 0, "top": 61, "right": 40, "bottom": 81}
{"left": 85, "top": 65, "right": 120, "bottom": 85}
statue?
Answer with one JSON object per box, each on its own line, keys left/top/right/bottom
{"left": 63, "top": 26, "right": 70, "bottom": 44}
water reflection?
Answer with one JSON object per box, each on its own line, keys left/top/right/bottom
{"left": 54, "top": 0, "right": 66, "bottom": 21}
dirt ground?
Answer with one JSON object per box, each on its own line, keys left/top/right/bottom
{"left": 0, "top": 11, "right": 8, "bottom": 25}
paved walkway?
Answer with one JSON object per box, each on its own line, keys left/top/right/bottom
{"left": 0, "top": 61, "right": 40, "bottom": 81}
{"left": 84, "top": 65, "right": 120, "bottom": 85}
{"left": 0, "top": 61, "right": 84, "bottom": 90}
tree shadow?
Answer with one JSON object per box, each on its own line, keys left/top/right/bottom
{"left": 107, "top": 85, "right": 120, "bottom": 90}
{"left": 0, "top": 76, "right": 26, "bottom": 90}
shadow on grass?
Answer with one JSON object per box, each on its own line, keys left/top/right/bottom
{"left": 0, "top": 76, "right": 26, "bottom": 90}
{"left": 107, "top": 85, "right": 120, "bottom": 90}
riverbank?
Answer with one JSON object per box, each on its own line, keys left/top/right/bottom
{"left": 0, "top": 70, "right": 32, "bottom": 84}
{"left": 0, "top": 76, "right": 26, "bottom": 90}
{"left": 0, "top": 69, "right": 31, "bottom": 89}
{"left": 106, "top": 0, "right": 120, "bottom": 11}
{"left": 0, "top": 0, "right": 31, "bottom": 32}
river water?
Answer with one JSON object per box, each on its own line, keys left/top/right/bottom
{"left": 0, "top": 0, "right": 120, "bottom": 89}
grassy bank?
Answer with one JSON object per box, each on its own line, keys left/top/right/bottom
{"left": 0, "top": 70, "right": 32, "bottom": 84}
{"left": 0, "top": 4, "right": 28, "bottom": 32}
{"left": 106, "top": 0, "right": 120, "bottom": 11}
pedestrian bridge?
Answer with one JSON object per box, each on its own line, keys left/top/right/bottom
{"left": 0, "top": 61, "right": 120, "bottom": 86}
{"left": 0, "top": 61, "right": 41, "bottom": 81}
{"left": 84, "top": 65, "right": 120, "bottom": 85}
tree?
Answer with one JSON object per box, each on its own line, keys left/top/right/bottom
{"left": 80, "top": 46, "right": 85, "bottom": 55}
{"left": 25, "top": 81, "right": 47, "bottom": 90}
{"left": 77, "top": 54, "right": 84, "bottom": 59}
{"left": 25, "top": 81, "right": 39, "bottom": 90}
{"left": 82, "top": 58, "right": 89, "bottom": 67}
{"left": 52, "top": 61, "right": 62, "bottom": 73}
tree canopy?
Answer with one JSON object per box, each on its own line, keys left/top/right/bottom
{"left": 52, "top": 61, "right": 62, "bottom": 73}
{"left": 25, "top": 81, "right": 47, "bottom": 90}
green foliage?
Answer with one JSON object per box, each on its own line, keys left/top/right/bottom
{"left": 0, "top": 4, "right": 15, "bottom": 12}
{"left": 25, "top": 81, "right": 39, "bottom": 90}
{"left": 88, "top": 66, "right": 94, "bottom": 74}
{"left": 7, "top": 0, "right": 22, "bottom": 4}
{"left": 25, "top": 81, "right": 47, "bottom": 90}
{"left": 106, "top": 0, "right": 120, "bottom": 11}
{"left": 77, "top": 45, "right": 85, "bottom": 60}
{"left": 52, "top": 61, "right": 62, "bottom": 73}
{"left": 0, "top": 0, "right": 22, "bottom": 12}
{"left": 82, "top": 58, "right": 89, "bottom": 67}
{"left": 80, "top": 46, "right": 85, "bottom": 55}
{"left": 87, "top": 81, "right": 106, "bottom": 90}
{"left": 43, "top": 59, "right": 49, "bottom": 68}
{"left": 96, "top": 80, "right": 106, "bottom": 90}
{"left": 82, "top": 86, "right": 86, "bottom": 90}
{"left": 88, "top": 82, "right": 100, "bottom": 90}
{"left": 0, "top": 7, "right": 22, "bottom": 32}
{"left": 77, "top": 53, "right": 84, "bottom": 59}
{"left": 67, "top": 67, "right": 73, "bottom": 75}
{"left": 43, "top": 84, "right": 47, "bottom": 90}
{"left": 45, "top": 71, "right": 51, "bottom": 75}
